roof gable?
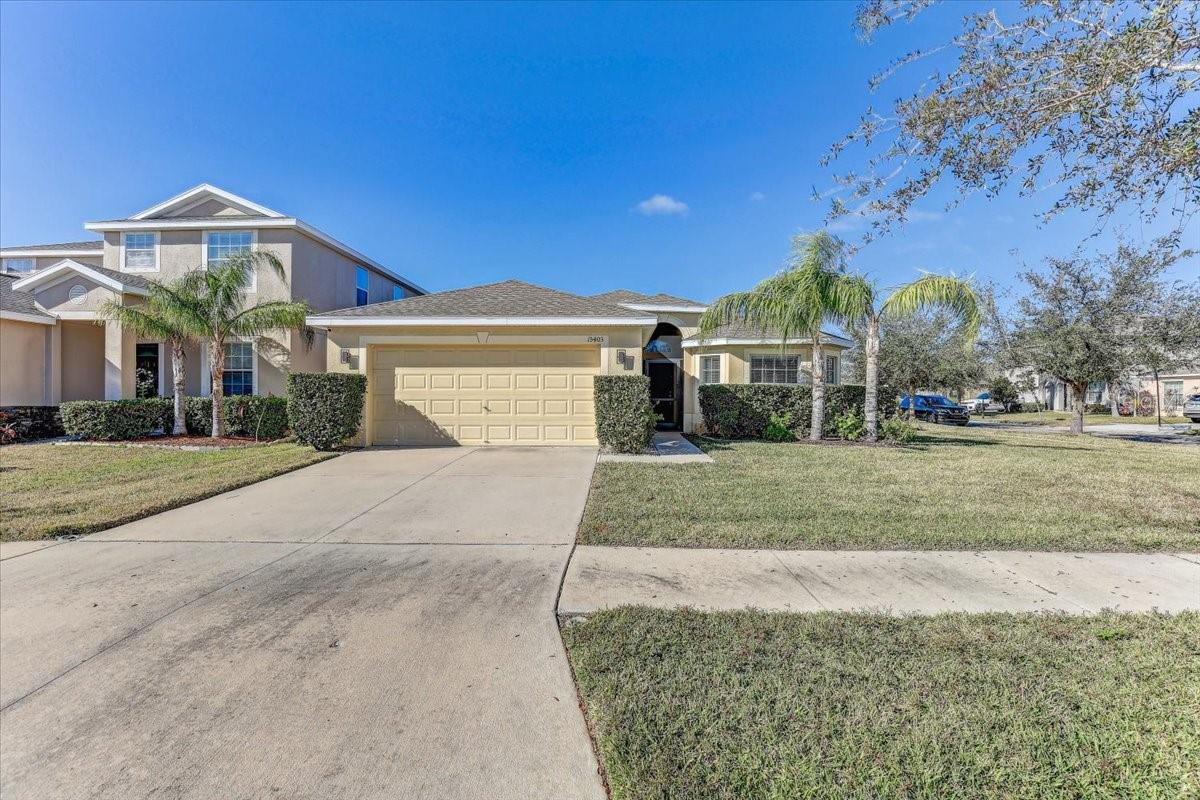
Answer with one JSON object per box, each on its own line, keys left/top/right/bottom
{"left": 11, "top": 259, "right": 149, "bottom": 296}
{"left": 130, "top": 184, "right": 285, "bottom": 220}
{"left": 593, "top": 288, "right": 706, "bottom": 309}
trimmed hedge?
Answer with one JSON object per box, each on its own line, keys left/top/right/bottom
{"left": 60, "top": 398, "right": 172, "bottom": 441}
{"left": 287, "top": 372, "right": 368, "bottom": 451}
{"left": 698, "top": 383, "right": 897, "bottom": 439}
{"left": 0, "top": 405, "right": 64, "bottom": 442}
{"left": 594, "top": 374, "right": 658, "bottom": 454}
{"left": 185, "top": 395, "right": 289, "bottom": 439}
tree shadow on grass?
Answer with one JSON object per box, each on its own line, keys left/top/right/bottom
{"left": 907, "top": 433, "right": 1096, "bottom": 452}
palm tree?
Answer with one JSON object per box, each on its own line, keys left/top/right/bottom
{"left": 96, "top": 277, "right": 202, "bottom": 435}
{"left": 841, "top": 273, "right": 982, "bottom": 439}
{"left": 174, "top": 250, "right": 312, "bottom": 437}
{"left": 700, "top": 232, "right": 856, "bottom": 441}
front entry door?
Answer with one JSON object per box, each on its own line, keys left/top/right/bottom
{"left": 135, "top": 343, "right": 160, "bottom": 398}
{"left": 647, "top": 361, "right": 680, "bottom": 429}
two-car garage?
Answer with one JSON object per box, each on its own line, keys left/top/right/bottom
{"left": 369, "top": 345, "right": 600, "bottom": 446}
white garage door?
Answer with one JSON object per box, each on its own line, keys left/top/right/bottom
{"left": 370, "top": 345, "right": 599, "bottom": 446}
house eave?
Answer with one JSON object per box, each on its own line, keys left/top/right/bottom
{"left": 622, "top": 303, "right": 708, "bottom": 313}
{"left": 11, "top": 260, "right": 149, "bottom": 296}
{"left": 0, "top": 310, "right": 56, "bottom": 325}
{"left": 683, "top": 334, "right": 853, "bottom": 349}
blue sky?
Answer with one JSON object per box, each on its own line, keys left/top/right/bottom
{"left": 1, "top": 1, "right": 1194, "bottom": 302}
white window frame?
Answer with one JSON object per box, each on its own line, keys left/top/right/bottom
{"left": 749, "top": 353, "right": 801, "bottom": 385}
{"left": 356, "top": 265, "right": 370, "bottom": 306}
{"left": 1163, "top": 380, "right": 1184, "bottom": 410}
{"left": 199, "top": 339, "right": 258, "bottom": 397}
{"left": 2, "top": 257, "right": 34, "bottom": 273}
{"left": 698, "top": 354, "right": 722, "bottom": 385}
{"left": 824, "top": 354, "right": 839, "bottom": 385}
{"left": 121, "top": 232, "right": 160, "bottom": 272}
{"left": 204, "top": 230, "right": 258, "bottom": 291}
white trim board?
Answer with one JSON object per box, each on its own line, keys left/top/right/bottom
{"left": 11, "top": 259, "right": 149, "bottom": 296}
{"left": 0, "top": 310, "right": 56, "bottom": 325}
{"left": 308, "top": 315, "right": 658, "bottom": 328}
{"left": 683, "top": 334, "right": 853, "bottom": 348}
{"left": 130, "top": 183, "right": 286, "bottom": 220}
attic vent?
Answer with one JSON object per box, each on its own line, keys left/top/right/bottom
{"left": 69, "top": 284, "right": 87, "bottom": 305}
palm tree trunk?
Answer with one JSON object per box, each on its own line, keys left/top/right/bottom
{"left": 810, "top": 335, "right": 825, "bottom": 441}
{"left": 171, "top": 338, "right": 186, "bottom": 435}
{"left": 209, "top": 339, "right": 225, "bottom": 438}
{"left": 863, "top": 315, "right": 880, "bottom": 442}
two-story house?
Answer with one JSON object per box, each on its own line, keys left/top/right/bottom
{"left": 0, "top": 184, "right": 423, "bottom": 405}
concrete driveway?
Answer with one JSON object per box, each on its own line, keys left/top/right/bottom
{"left": 0, "top": 447, "right": 605, "bottom": 800}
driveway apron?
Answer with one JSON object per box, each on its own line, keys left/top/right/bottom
{"left": 0, "top": 447, "right": 605, "bottom": 800}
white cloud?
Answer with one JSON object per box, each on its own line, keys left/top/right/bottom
{"left": 635, "top": 194, "right": 689, "bottom": 216}
{"left": 905, "top": 209, "right": 943, "bottom": 223}
{"left": 749, "top": 191, "right": 766, "bottom": 202}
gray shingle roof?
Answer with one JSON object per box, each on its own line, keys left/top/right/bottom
{"left": 81, "top": 263, "right": 152, "bottom": 290}
{"left": 0, "top": 274, "right": 53, "bottom": 319}
{"left": 0, "top": 239, "right": 102, "bottom": 253}
{"left": 315, "top": 279, "right": 651, "bottom": 319}
{"left": 592, "top": 289, "right": 705, "bottom": 306}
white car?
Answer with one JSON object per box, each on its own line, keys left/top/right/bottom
{"left": 1184, "top": 393, "right": 1200, "bottom": 423}
{"left": 963, "top": 395, "right": 1004, "bottom": 414}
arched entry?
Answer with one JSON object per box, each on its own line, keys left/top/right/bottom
{"left": 644, "top": 322, "right": 683, "bottom": 429}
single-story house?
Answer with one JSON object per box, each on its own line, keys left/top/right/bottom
{"left": 309, "top": 280, "right": 851, "bottom": 446}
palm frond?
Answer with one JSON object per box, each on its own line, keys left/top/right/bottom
{"left": 882, "top": 273, "right": 982, "bottom": 345}
{"left": 227, "top": 300, "right": 313, "bottom": 339}
{"left": 94, "top": 299, "right": 178, "bottom": 340}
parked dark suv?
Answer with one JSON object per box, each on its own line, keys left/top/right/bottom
{"left": 899, "top": 394, "right": 971, "bottom": 426}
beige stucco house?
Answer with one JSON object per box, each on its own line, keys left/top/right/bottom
{"left": 0, "top": 184, "right": 422, "bottom": 406}
{"left": 2, "top": 183, "right": 851, "bottom": 446}
{"left": 309, "top": 282, "right": 850, "bottom": 446}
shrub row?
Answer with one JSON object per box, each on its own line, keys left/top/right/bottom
{"left": 60, "top": 398, "right": 174, "bottom": 441}
{"left": 0, "top": 405, "right": 64, "bottom": 442}
{"left": 60, "top": 395, "right": 289, "bottom": 441}
{"left": 183, "top": 396, "right": 290, "bottom": 439}
{"left": 287, "top": 373, "right": 367, "bottom": 451}
{"left": 594, "top": 374, "right": 658, "bottom": 454}
{"left": 698, "top": 383, "right": 898, "bottom": 440}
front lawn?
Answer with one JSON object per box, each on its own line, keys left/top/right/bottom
{"left": 563, "top": 607, "right": 1200, "bottom": 800}
{"left": 0, "top": 443, "right": 334, "bottom": 541}
{"left": 578, "top": 425, "right": 1200, "bottom": 551}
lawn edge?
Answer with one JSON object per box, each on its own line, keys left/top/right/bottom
{"left": 2, "top": 447, "right": 339, "bottom": 542}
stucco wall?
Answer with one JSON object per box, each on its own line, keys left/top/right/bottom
{"left": 60, "top": 321, "right": 105, "bottom": 401}
{"left": 33, "top": 279, "right": 117, "bottom": 314}
{"left": 0, "top": 319, "right": 50, "bottom": 405}
{"left": 289, "top": 230, "right": 406, "bottom": 312}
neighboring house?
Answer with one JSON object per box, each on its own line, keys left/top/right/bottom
{"left": 1004, "top": 367, "right": 1112, "bottom": 411}
{"left": 1140, "top": 368, "right": 1200, "bottom": 414}
{"left": 309, "top": 282, "right": 850, "bottom": 446}
{"left": 0, "top": 184, "right": 423, "bottom": 406}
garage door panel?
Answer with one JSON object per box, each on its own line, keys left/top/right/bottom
{"left": 370, "top": 346, "right": 599, "bottom": 446}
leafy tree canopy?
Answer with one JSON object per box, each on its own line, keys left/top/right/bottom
{"left": 825, "top": 0, "right": 1200, "bottom": 240}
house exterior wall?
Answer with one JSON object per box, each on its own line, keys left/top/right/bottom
{"left": 321, "top": 323, "right": 647, "bottom": 445}
{"left": 288, "top": 230, "right": 407, "bottom": 311}
{"left": 0, "top": 319, "right": 50, "bottom": 405}
{"left": 683, "top": 342, "right": 849, "bottom": 433}
{"left": 1139, "top": 371, "right": 1200, "bottom": 413}
{"left": 60, "top": 321, "right": 106, "bottom": 401}
{"left": 33, "top": 279, "right": 116, "bottom": 314}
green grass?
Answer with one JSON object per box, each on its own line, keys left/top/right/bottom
{"left": 563, "top": 607, "right": 1200, "bottom": 800}
{"left": 0, "top": 442, "right": 334, "bottom": 541}
{"left": 996, "top": 411, "right": 1191, "bottom": 426}
{"left": 579, "top": 425, "right": 1200, "bottom": 551}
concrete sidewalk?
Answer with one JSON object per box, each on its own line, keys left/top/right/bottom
{"left": 559, "top": 547, "right": 1200, "bottom": 615}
